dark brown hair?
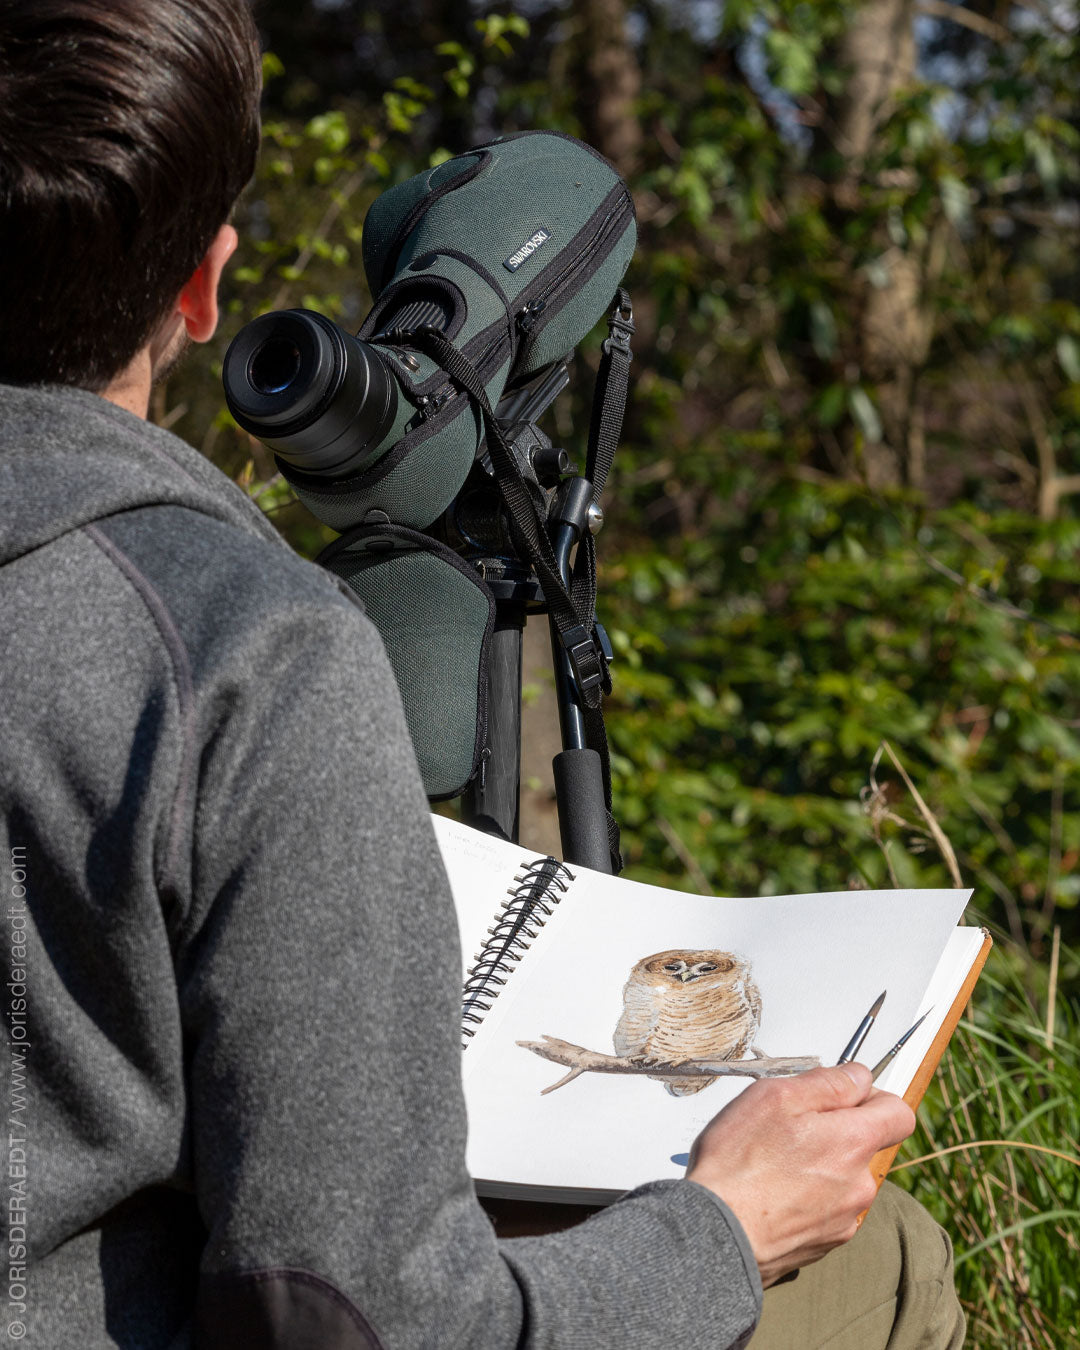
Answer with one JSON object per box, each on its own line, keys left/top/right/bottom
{"left": 0, "top": 0, "right": 261, "bottom": 389}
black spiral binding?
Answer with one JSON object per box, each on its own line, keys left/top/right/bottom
{"left": 461, "top": 855, "right": 575, "bottom": 1045}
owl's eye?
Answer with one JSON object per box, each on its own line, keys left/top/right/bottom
{"left": 697, "top": 963, "right": 717, "bottom": 973}
{"left": 664, "top": 962, "right": 684, "bottom": 973}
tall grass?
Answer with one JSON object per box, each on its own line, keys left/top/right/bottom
{"left": 889, "top": 939, "right": 1080, "bottom": 1348}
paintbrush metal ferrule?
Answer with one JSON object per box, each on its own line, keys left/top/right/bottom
{"left": 870, "top": 1007, "right": 934, "bottom": 1082}
{"left": 836, "top": 990, "right": 887, "bottom": 1065}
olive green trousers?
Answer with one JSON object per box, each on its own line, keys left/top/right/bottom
{"left": 747, "top": 1182, "right": 966, "bottom": 1349}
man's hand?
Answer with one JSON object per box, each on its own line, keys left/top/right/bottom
{"left": 686, "top": 1063, "right": 915, "bottom": 1288}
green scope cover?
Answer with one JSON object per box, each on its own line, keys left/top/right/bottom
{"left": 314, "top": 131, "right": 636, "bottom": 801}
{"left": 284, "top": 130, "right": 636, "bottom": 533}
{"left": 319, "top": 525, "right": 495, "bottom": 799}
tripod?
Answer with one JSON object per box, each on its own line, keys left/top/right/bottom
{"left": 446, "top": 363, "right": 616, "bottom": 872}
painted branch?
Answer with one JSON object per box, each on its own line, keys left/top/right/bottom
{"left": 516, "top": 1036, "right": 820, "bottom": 1095}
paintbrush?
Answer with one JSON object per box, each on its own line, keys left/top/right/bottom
{"left": 836, "top": 991, "right": 886, "bottom": 1065}
{"left": 870, "top": 1008, "right": 933, "bottom": 1082}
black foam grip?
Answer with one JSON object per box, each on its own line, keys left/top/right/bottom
{"left": 552, "top": 749, "right": 613, "bottom": 873}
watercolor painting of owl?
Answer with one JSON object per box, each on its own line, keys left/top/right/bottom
{"left": 613, "top": 949, "right": 763, "bottom": 1096}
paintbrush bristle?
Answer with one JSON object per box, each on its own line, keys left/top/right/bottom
{"left": 897, "top": 1007, "right": 932, "bottom": 1046}
{"left": 869, "top": 990, "right": 887, "bottom": 1017}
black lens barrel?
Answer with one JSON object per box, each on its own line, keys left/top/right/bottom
{"left": 223, "top": 309, "right": 398, "bottom": 478}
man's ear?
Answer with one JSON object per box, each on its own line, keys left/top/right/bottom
{"left": 178, "top": 224, "right": 239, "bottom": 343}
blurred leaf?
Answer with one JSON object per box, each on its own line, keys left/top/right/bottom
{"left": 1057, "top": 335, "right": 1080, "bottom": 384}
{"left": 849, "top": 387, "right": 883, "bottom": 443}
{"left": 939, "top": 174, "right": 970, "bottom": 226}
{"left": 764, "top": 28, "right": 817, "bottom": 96}
{"left": 810, "top": 301, "right": 838, "bottom": 360}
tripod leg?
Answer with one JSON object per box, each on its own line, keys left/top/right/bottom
{"left": 546, "top": 544, "right": 614, "bottom": 872}
{"left": 462, "top": 603, "right": 523, "bottom": 842}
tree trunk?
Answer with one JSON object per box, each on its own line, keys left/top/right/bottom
{"left": 831, "top": 0, "right": 917, "bottom": 171}
{"left": 821, "top": 0, "right": 931, "bottom": 489}
{"left": 572, "top": 0, "right": 642, "bottom": 177}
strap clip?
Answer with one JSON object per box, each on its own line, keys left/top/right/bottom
{"left": 560, "top": 622, "right": 606, "bottom": 696}
{"left": 594, "top": 621, "right": 614, "bottom": 665}
{"left": 601, "top": 296, "right": 635, "bottom": 357}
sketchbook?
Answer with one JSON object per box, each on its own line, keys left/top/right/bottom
{"left": 433, "top": 815, "right": 990, "bottom": 1205}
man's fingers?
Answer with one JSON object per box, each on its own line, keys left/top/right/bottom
{"left": 765, "top": 1066, "right": 915, "bottom": 1155}
{"left": 779, "top": 1062, "right": 873, "bottom": 1111}
{"left": 848, "top": 1085, "right": 917, "bottom": 1150}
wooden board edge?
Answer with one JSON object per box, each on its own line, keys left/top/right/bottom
{"left": 867, "top": 927, "right": 993, "bottom": 1193}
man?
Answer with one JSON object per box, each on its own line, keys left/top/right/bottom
{"left": 0, "top": 1, "right": 965, "bottom": 1346}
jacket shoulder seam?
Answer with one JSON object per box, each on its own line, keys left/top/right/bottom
{"left": 82, "top": 522, "right": 196, "bottom": 911}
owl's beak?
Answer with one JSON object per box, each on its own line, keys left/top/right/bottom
{"left": 678, "top": 970, "right": 695, "bottom": 983}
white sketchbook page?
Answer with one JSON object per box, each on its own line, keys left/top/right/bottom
{"left": 874, "top": 925, "right": 988, "bottom": 1096}
{"left": 431, "top": 814, "right": 559, "bottom": 984}
{"left": 462, "top": 867, "right": 972, "bottom": 1197}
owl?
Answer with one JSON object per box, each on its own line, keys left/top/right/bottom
{"left": 613, "top": 949, "right": 763, "bottom": 1097}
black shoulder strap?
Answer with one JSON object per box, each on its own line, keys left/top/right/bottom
{"left": 393, "top": 294, "right": 633, "bottom": 873}
{"left": 570, "top": 290, "right": 634, "bottom": 870}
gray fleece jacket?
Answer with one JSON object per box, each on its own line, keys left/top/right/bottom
{"left": 0, "top": 381, "right": 762, "bottom": 1349}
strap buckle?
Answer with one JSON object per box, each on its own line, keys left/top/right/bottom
{"left": 559, "top": 622, "right": 605, "bottom": 696}
{"left": 594, "top": 621, "right": 614, "bottom": 665}
{"left": 601, "top": 296, "right": 635, "bottom": 358}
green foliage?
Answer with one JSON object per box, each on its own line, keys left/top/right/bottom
{"left": 893, "top": 954, "right": 1080, "bottom": 1345}
{"left": 604, "top": 481, "right": 1080, "bottom": 947}
{"left": 474, "top": 12, "right": 529, "bottom": 57}
{"left": 620, "top": 1, "right": 1079, "bottom": 518}
{"left": 435, "top": 42, "right": 476, "bottom": 100}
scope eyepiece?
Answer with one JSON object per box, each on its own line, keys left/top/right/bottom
{"left": 223, "top": 309, "right": 398, "bottom": 478}
{"left": 248, "top": 336, "right": 303, "bottom": 396}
